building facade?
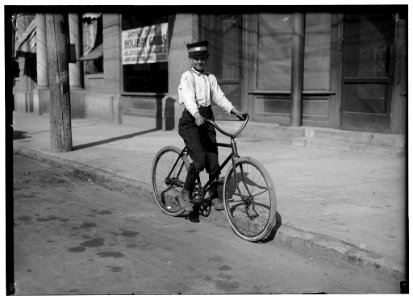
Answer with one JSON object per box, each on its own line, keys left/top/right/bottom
{"left": 12, "top": 7, "right": 407, "bottom": 135}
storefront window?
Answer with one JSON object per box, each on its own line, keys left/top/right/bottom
{"left": 121, "top": 14, "right": 169, "bottom": 93}
{"left": 257, "top": 14, "right": 293, "bottom": 91}
{"left": 303, "top": 13, "right": 331, "bottom": 91}
{"left": 342, "top": 14, "right": 393, "bottom": 114}
{"left": 81, "top": 13, "right": 103, "bottom": 74}
{"left": 200, "top": 14, "right": 242, "bottom": 111}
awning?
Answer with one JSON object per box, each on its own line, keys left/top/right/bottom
{"left": 78, "top": 44, "right": 103, "bottom": 61}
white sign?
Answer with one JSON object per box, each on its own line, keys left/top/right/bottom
{"left": 122, "top": 23, "right": 168, "bottom": 64}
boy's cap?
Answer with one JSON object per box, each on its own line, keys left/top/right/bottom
{"left": 186, "top": 40, "right": 209, "bottom": 59}
{"left": 186, "top": 40, "right": 209, "bottom": 52}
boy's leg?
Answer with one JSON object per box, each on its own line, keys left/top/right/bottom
{"left": 178, "top": 111, "right": 206, "bottom": 212}
{"left": 177, "top": 163, "right": 197, "bottom": 213}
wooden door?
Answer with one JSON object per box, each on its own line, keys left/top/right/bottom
{"left": 340, "top": 14, "right": 395, "bottom": 133}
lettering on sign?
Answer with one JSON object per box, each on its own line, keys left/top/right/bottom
{"left": 122, "top": 23, "right": 168, "bottom": 64}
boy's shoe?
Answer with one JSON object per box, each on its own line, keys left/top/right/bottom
{"left": 209, "top": 180, "right": 224, "bottom": 211}
{"left": 178, "top": 189, "right": 194, "bottom": 213}
{"left": 188, "top": 205, "right": 200, "bottom": 223}
{"left": 210, "top": 193, "right": 224, "bottom": 211}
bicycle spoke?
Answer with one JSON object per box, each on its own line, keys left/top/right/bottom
{"left": 152, "top": 146, "right": 188, "bottom": 216}
{"left": 224, "top": 158, "right": 276, "bottom": 241}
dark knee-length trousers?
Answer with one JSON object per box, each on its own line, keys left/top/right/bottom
{"left": 178, "top": 106, "right": 219, "bottom": 176}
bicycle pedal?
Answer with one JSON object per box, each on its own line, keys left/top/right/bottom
{"left": 190, "top": 198, "right": 204, "bottom": 205}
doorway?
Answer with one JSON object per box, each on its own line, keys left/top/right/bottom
{"left": 340, "top": 14, "right": 395, "bottom": 133}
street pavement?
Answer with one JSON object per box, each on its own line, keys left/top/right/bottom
{"left": 11, "top": 111, "right": 407, "bottom": 283}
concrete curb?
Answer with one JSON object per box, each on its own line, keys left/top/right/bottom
{"left": 13, "top": 143, "right": 405, "bottom": 282}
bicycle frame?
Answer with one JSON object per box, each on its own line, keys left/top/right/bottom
{"left": 168, "top": 114, "right": 254, "bottom": 201}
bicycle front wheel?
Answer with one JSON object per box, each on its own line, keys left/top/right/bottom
{"left": 223, "top": 157, "right": 277, "bottom": 242}
{"left": 152, "top": 145, "right": 189, "bottom": 216}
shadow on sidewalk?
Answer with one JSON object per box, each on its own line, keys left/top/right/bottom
{"left": 13, "top": 130, "right": 29, "bottom": 140}
{"left": 72, "top": 128, "right": 159, "bottom": 151}
{"left": 259, "top": 211, "right": 283, "bottom": 243}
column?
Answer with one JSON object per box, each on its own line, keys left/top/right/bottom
{"left": 68, "top": 13, "right": 83, "bottom": 88}
{"left": 36, "top": 14, "right": 48, "bottom": 88}
{"left": 34, "top": 13, "right": 49, "bottom": 114}
{"left": 290, "top": 13, "right": 305, "bottom": 127}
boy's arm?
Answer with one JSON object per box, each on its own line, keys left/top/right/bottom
{"left": 178, "top": 72, "right": 199, "bottom": 117}
{"left": 209, "top": 74, "right": 240, "bottom": 115}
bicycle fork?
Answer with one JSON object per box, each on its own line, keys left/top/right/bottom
{"left": 230, "top": 138, "right": 258, "bottom": 218}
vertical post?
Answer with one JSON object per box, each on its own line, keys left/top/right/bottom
{"left": 46, "top": 13, "right": 72, "bottom": 152}
{"left": 36, "top": 14, "right": 48, "bottom": 88}
{"left": 290, "top": 13, "right": 305, "bottom": 127}
{"left": 68, "top": 13, "right": 83, "bottom": 88}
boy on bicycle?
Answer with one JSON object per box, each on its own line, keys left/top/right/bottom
{"left": 177, "top": 40, "right": 244, "bottom": 213}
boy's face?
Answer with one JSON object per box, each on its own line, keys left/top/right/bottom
{"left": 190, "top": 56, "right": 208, "bottom": 72}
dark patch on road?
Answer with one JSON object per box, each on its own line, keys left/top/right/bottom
{"left": 99, "top": 210, "right": 112, "bottom": 215}
{"left": 126, "top": 244, "right": 138, "bottom": 249}
{"left": 107, "top": 266, "right": 123, "bottom": 272}
{"left": 218, "top": 265, "right": 231, "bottom": 271}
{"left": 68, "top": 246, "right": 86, "bottom": 253}
{"left": 217, "top": 273, "right": 233, "bottom": 281}
{"left": 79, "top": 222, "right": 96, "bottom": 229}
{"left": 17, "top": 216, "right": 32, "bottom": 222}
{"left": 98, "top": 252, "right": 125, "bottom": 258}
{"left": 214, "top": 279, "right": 240, "bottom": 291}
{"left": 36, "top": 215, "right": 69, "bottom": 223}
{"left": 72, "top": 222, "right": 96, "bottom": 231}
{"left": 203, "top": 274, "right": 212, "bottom": 282}
{"left": 80, "top": 238, "right": 105, "bottom": 248}
{"left": 121, "top": 230, "right": 140, "bottom": 238}
{"left": 16, "top": 193, "right": 35, "bottom": 199}
{"left": 112, "top": 230, "right": 140, "bottom": 238}
{"left": 36, "top": 216, "right": 60, "bottom": 222}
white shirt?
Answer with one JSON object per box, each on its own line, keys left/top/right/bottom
{"left": 178, "top": 68, "right": 234, "bottom": 117}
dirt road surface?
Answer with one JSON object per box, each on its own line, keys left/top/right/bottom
{"left": 12, "top": 154, "right": 400, "bottom": 294}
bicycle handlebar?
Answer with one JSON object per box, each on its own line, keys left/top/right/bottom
{"left": 205, "top": 113, "right": 249, "bottom": 139}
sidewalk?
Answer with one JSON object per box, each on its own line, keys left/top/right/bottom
{"left": 12, "top": 111, "right": 407, "bottom": 281}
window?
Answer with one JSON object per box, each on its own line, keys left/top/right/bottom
{"left": 342, "top": 14, "right": 394, "bottom": 114}
{"left": 303, "top": 13, "right": 331, "bottom": 91}
{"left": 81, "top": 13, "right": 103, "bottom": 74}
{"left": 121, "top": 14, "right": 169, "bottom": 93}
{"left": 257, "top": 14, "right": 293, "bottom": 91}
{"left": 200, "top": 14, "right": 242, "bottom": 112}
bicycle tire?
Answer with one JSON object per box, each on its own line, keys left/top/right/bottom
{"left": 223, "top": 157, "right": 277, "bottom": 242}
{"left": 152, "top": 145, "right": 190, "bottom": 216}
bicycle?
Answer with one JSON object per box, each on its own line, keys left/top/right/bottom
{"left": 151, "top": 113, "right": 277, "bottom": 242}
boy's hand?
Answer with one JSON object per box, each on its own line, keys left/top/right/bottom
{"left": 231, "top": 108, "right": 245, "bottom": 120}
{"left": 194, "top": 112, "right": 205, "bottom": 126}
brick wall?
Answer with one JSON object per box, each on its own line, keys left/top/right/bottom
{"left": 103, "top": 14, "right": 121, "bottom": 95}
{"left": 168, "top": 13, "right": 198, "bottom": 98}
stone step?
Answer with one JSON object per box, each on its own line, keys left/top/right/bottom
{"left": 218, "top": 121, "right": 405, "bottom": 156}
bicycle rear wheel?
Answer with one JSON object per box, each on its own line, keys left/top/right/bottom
{"left": 152, "top": 145, "right": 189, "bottom": 216}
{"left": 223, "top": 157, "right": 277, "bottom": 242}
